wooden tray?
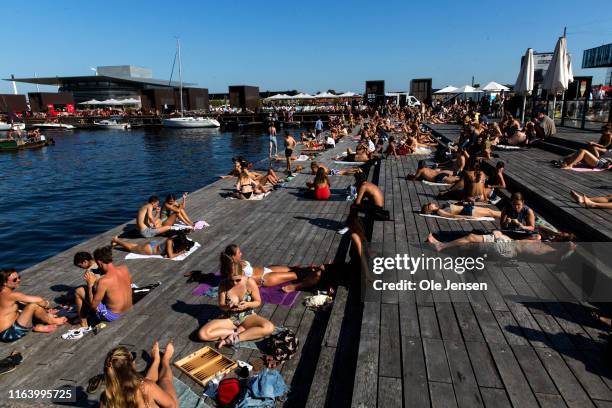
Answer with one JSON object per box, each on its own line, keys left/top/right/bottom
{"left": 174, "top": 346, "right": 237, "bottom": 386}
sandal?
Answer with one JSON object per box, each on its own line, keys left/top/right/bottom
{"left": 87, "top": 374, "right": 104, "bottom": 393}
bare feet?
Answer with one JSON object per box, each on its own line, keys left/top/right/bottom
{"left": 151, "top": 341, "right": 160, "bottom": 362}
{"left": 33, "top": 324, "right": 58, "bottom": 333}
{"left": 591, "top": 311, "right": 612, "bottom": 327}
{"left": 570, "top": 190, "right": 584, "bottom": 204}
{"left": 162, "top": 341, "right": 174, "bottom": 363}
{"left": 583, "top": 196, "right": 595, "bottom": 209}
{"left": 426, "top": 233, "right": 442, "bottom": 251}
{"left": 111, "top": 236, "right": 119, "bottom": 248}
{"left": 49, "top": 316, "right": 68, "bottom": 326}
{"left": 281, "top": 284, "right": 296, "bottom": 293}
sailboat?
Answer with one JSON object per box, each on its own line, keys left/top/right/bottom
{"left": 162, "top": 39, "right": 220, "bottom": 129}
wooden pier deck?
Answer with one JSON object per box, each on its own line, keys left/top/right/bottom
{"left": 352, "top": 126, "right": 612, "bottom": 408}
{"left": 0, "top": 131, "right": 361, "bottom": 407}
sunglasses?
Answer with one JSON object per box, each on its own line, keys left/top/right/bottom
{"left": 10, "top": 274, "right": 21, "bottom": 283}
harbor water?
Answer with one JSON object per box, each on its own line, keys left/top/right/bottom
{"left": 0, "top": 127, "right": 278, "bottom": 270}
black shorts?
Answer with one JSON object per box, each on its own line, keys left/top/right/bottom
{"left": 285, "top": 148, "right": 293, "bottom": 157}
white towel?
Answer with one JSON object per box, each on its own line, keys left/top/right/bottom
{"left": 294, "top": 154, "right": 310, "bottom": 161}
{"left": 422, "top": 180, "right": 452, "bottom": 186}
{"left": 494, "top": 145, "right": 523, "bottom": 150}
{"left": 333, "top": 161, "right": 364, "bottom": 165}
{"left": 125, "top": 241, "right": 201, "bottom": 261}
{"left": 414, "top": 147, "right": 433, "bottom": 155}
{"left": 419, "top": 214, "right": 495, "bottom": 222}
{"left": 226, "top": 192, "right": 271, "bottom": 200}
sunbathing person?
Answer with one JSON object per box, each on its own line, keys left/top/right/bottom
{"left": 384, "top": 136, "right": 399, "bottom": 159}
{"left": 219, "top": 159, "right": 243, "bottom": 179}
{"left": 341, "top": 142, "right": 371, "bottom": 162}
{"left": 74, "top": 246, "right": 133, "bottom": 328}
{"left": 309, "top": 167, "right": 331, "bottom": 200}
{"left": 160, "top": 193, "right": 194, "bottom": 227}
{"left": 553, "top": 148, "right": 612, "bottom": 169}
{"left": 500, "top": 192, "right": 539, "bottom": 240}
{"left": 198, "top": 259, "right": 274, "bottom": 348}
{"left": 111, "top": 231, "right": 194, "bottom": 259}
{"left": 570, "top": 191, "right": 612, "bottom": 209}
{"left": 0, "top": 268, "right": 67, "bottom": 342}
{"left": 586, "top": 125, "right": 611, "bottom": 158}
{"left": 354, "top": 170, "right": 384, "bottom": 209}
{"left": 100, "top": 342, "right": 177, "bottom": 408}
{"left": 137, "top": 196, "right": 173, "bottom": 238}
{"left": 485, "top": 161, "right": 506, "bottom": 189}
{"left": 406, "top": 162, "right": 460, "bottom": 184}
{"left": 421, "top": 202, "right": 501, "bottom": 219}
{"left": 310, "top": 161, "right": 359, "bottom": 177}
{"left": 235, "top": 170, "right": 269, "bottom": 199}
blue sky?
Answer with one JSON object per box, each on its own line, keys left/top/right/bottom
{"left": 1, "top": 0, "right": 611, "bottom": 94}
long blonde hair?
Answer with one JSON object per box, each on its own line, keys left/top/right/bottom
{"left": 103, "top": 347, "right": 142, "bottom": 408}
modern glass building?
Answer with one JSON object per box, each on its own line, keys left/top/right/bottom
{"left": 5, "top": 65, "right": 208, "bottom": 109}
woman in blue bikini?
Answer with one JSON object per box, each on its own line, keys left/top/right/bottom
{"left": 111, "top": 232, "right": 194, "bottom": 259}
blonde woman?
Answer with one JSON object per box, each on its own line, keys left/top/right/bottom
{"left": 198, "top": 256, "right": 274, "bottom": 348}
{"left": 100, "top": 341, "right": 177, "bottom": 408}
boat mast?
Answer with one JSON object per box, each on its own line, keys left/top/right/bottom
{"left": 177, "top": 37, "right": 184, "bottom": 116}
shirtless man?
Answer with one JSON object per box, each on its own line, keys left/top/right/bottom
{"left": 406, "top": 162, "right": 460, "bottom": 184}
{"left": 284, "top": 132, "right": 296, "bottom": 174}
{"left": 74, "top": 246, "right": 133, "bottom": 328}
{"left": 268, "top": 123, "right": 277, "bottom": 159}
{"left": 0, "top": 268, "right": 67, "bottom": 342}
{"left": 353, "top": 171, "right": 388, "bottom": 220}
{"left": 421, "top": 202, "right": 501, "bottom": 219}
{"left": 137, "top": 196, "right": 173, "bottom": 238}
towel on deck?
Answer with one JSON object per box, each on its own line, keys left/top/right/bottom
{"left": 494, "top": 145, "right": 524, "bottom": 150}
{"left": 258, "top": 285, "right": 300, "bottom": 306}
{"left": 226, "top": 192, "right": 271, "bottom": 200}
{"left": 419, "top": 214, "right": 495, "bottom": 222}
{"left": 294, "top": 154, "right": 310, "bottom": 161}
{"left": 422, "top": 180, "right": 452, "bottom": 187}
{"left": 569, "top": 165, "right": 611, "bottom": 172}
{"left": 125, "top": 241, "right": 201, "bottom": 261}
{"left": 333, "top": 161, "right": 365, "bottom": 165}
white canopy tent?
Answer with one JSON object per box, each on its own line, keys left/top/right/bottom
{"left": 480, "top": 82, "right": 509, "bottom": 92}
{"left": 453, "top": 85, "right": 482, "bottom": 94}
{"left": 336, "top": 92, "right": 361, "bottom": 98}
{"left": 514, "top": 48, "right": 534, "bottom": 123}
{"left": 434, "top": 85, "right": 458, "bottom": 94}
{"left": 314, "top": 92, "right": 338, "bottom": 98}
{"left": 542, "top": 35, "right": 574, "bottom": 118}
{"left": 264, "top": 93, "right": 292, "bottom": 101}
{"left": 119, "top": 98, "right": 141, "bottom": 105}
{"left": 292, "top": 92, "right": 315, "bottom": 100}
{"left": 78, "top": 99, "right": 102, "bottom": 105}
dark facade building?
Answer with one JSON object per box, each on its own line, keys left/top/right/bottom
{"left": 140, "top": 88, "right": 209, "bottom": 112}
{"left": 28, "top": 92, "right": 75, "bottom": 112}
{"left": 410, "top": 78, "right": 432, "bottom": 104}
{"left": 0, "top": 94, "right": 27, "bottom": 113}
{"left": 6, "top": 65, "right": 209, "bottom": 110}
{"left": 365, "top": 81, "right": 385, "bottom": 106}
{"left": 228, "top": 86, "right": 259, "bottom": 110}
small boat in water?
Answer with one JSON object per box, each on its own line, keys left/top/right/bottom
{"left": 93, "top": 119, "right": 131, "bottom": 130}
{"left": 162, "top": 117, "right": 220, "bottom": 128}
{"left": 0, "top": 122, "right": 26, "bottom": 131}
{"left": 28, "top": 123, "right": 75, "bottom": 130}
{"left": 0, "top": 137, "right": 54, "bottom": 152}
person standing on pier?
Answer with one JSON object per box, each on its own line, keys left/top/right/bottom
{"left": 284, "top": 131, "right": 296, "bottom": 174}
{"left": 74, "top": 246, "right": 133, "bottom": 328}
{"left": 315, "top": 117, "right": 324, "bottom": 136}
{"left": 268, "top": 122, "right": 278, "bottom": 159}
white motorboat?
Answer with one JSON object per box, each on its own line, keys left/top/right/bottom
{"left": 162, "top": 117, "right": 220, "bottom": 128}
{"left": 162, "top": 39, "right": 220, "bottom": 129}
{"left": 29, "top": 123, "right": 75, "bottom": 130}
{"left": 94, "top": 119, "right": 131, "bottom": 130}
{"left": 0, "top": 122, "right": 25, "bottom": 131}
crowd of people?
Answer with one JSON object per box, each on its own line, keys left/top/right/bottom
{"left": 1, "top": 97, "right": 610, "bottom": 407}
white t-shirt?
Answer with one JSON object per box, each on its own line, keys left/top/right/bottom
{"left": 367, "top": 140, "right": 375, "bottom": 152}
{"left": 326, "top": 136, "right": 335, "bottom": 146}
